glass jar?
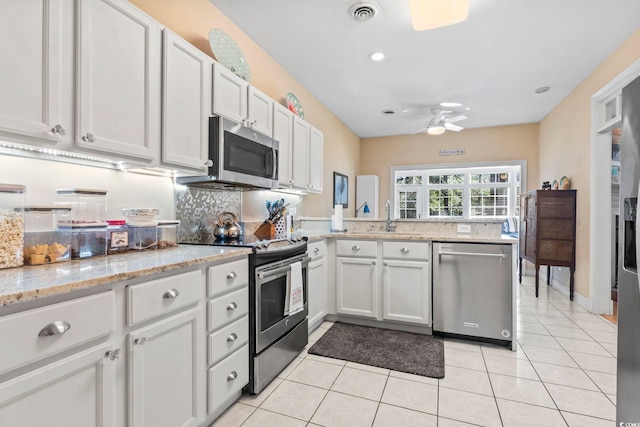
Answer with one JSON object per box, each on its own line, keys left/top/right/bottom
{"left": 0, "top": 184, "right": 26, "bottom": 269}
{"left": 55, "top": 188, "right": 108, "bottom": 226}
{"left": 23, "top": 206, "right": 72, "bottom": 265}
{"left": 156, "top": 220, "right": 180, "bottom": 249}
{"left": 106, "top": 220, "right": 129, "bottom": 255}
{"left": 128, "top": 222, "right": 158, "bottom": 251}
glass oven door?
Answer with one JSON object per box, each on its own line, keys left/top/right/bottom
{"left": 255, "top": 254, "right": 309, "bottom": 354}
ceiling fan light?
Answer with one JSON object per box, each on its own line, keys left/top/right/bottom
{"left": 426, "top": 122, "right": 446, "bottom": 135}
{"left": 408, "top": 0, "right": 469, "bottom": 31}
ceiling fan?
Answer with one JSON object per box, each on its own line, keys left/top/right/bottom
{"left": 411, "top": 105, "right": 470, "bottom": 135}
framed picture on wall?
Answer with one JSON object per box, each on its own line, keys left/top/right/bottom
{"left": 333, "top": 172, "right": 348, "bottom": 208}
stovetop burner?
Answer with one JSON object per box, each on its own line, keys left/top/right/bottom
{"left": 184, "top": 234, "right": 307, "bottom": 254}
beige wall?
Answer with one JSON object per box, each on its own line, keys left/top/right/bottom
{"left": 359, "top": 124, "right": 540, "bottom": 215}
{"left": 539, "top": 28, "right": 640, "bottom": 298}
{"left": 130, "top": 0, "right": 360, "bottom": 218}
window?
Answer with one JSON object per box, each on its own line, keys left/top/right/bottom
{"left": 393, "top": 164, "right": 522, "bottom": 219}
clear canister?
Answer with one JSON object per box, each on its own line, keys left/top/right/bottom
{"left": 55, "top": 188, "right": 108, "bottom": 226}
{"left": 0, "top": 184, "right": 26, "bottom": 269}
{"left": 23, "top": 206, "right": 72, "bottom": 265}
{"left": 156, "top": 220, "right": 180, "bottom": 249}
{"left": 107, "top": 220, "right": 129, "bottom": 255}
{"left": 127, "top": 222, "right": 158, "bottom": 251}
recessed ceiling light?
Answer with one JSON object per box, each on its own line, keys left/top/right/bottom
{"left": 440, "top": 102, "right": 462, "bottom": 107}
{"left": 381, "top": 109, "right": 395, "bottom": 115}
{"left": 535, "top": 86, "right": 551, "bottom": 94}
{"left": 370, "top": 52, "right": 385, "bottom": 61}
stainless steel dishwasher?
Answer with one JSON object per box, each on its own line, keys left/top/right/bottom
{"left": 433, "top": 241, "right": 514, "bottom": 348}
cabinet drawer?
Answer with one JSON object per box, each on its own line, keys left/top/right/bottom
{"left": 0, "top": 291, "right": 114, "bottom": 375}
{"left": 336, "top": 239, "right": 377, "bottom": 257}
{"left": 207, "top": 258, "right": 249, "bottom": 298}
{"left": 382, "top": 241, "right": 430, "bottom": 260}
{"left": 208, "top": 287, "right": 249, "bottom": 331}
{"left": 208, "top": 345, "right": 249, "bottom": 414}
{"left": 208, "top": 316, "right": 248, "bottom": 366}
{"left": 307, "top": 240, "right": 326, "bottom": 260}
{"left": 127, "top": 270, "right": 202, "bottom": 326}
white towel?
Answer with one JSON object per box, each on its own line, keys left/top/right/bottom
{"left": 287, "top": 261, "right": 304, "bottom": 316}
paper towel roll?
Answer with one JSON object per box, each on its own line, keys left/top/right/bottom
{"left": 334, "top": 204, "right": 343, "bottom": 230}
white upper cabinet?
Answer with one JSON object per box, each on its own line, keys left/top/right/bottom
{"left": 0, "top": 0, "right": 74, "bottom": 148}
{"left": 212, "top": 62, "right": 248, "bottom": 124}
{"left": 76, "top": 0, "right": 160, "bottom": 162}
{"left": 308, "top": 126, "right": 324, "bottom": 194}
{"left": 161, "top": 30, "right": 212, "bottom": 172}
{"left": 247, "top": 86, "right": 274, "bottom": 136}
{"left": 273, "top": 103, "right": 294, "bottom": 187}
{"left": 291, "top": 115, "right": 310, "bottom": 190}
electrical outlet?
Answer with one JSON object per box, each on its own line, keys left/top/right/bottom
{"left": 457, "top": 224, "right": 471, "bottom": 233}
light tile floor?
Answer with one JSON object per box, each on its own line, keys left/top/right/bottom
{"left": 212, "top": 276, "right": 618, "bottom": 426}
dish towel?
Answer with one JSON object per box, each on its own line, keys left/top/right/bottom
{"left": 287, "top": 261, "right": 304, "bottom": 316}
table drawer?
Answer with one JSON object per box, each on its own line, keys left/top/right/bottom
{"left": 127, "top": 270, "right": 202, "bottom": 326}
{"left": 208, "top": 345, "right": 249, "bottom": 414}
{"left": 208, "top": 287, "right": 248, "bottom": 331}
{"left": 382, "top": 241, "right": 430, "bottom": 260}
{"left": 0, "top": 291, "right": 114, "bottom": 374}
{"left": 307, "top": 240, "right": 327, "bottom": 260}
{"left": 207, "top": 258, "right": 249, "bottom": 298}
{"left": 336, "top": 239, "right": 377, "bottom": 257}
{"left": 208, "top": 316, "right": 248, "bottom": 366}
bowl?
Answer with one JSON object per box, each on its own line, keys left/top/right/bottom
{"left": 122, "top": 208, "right": 159, "bottom": 223}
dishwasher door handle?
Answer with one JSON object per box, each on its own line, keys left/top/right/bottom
{"left": 439, "top": 251, "right": 507, "bottom": 260}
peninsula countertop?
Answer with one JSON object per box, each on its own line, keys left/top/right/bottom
{"left": 303, "top": 230, "right": 518, "bottom": 245}
{"left": 0, "top": 246, "right": 252, "bottom": 308}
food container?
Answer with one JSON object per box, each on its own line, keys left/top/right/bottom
{"left": 23, "top": 206, "right": 72, "bottom": 265}
{"left": 0, "top": 184, "right": 26, "bottom": 269}
{"left": 69, "top": 226, "right": 108, "bottom": 259}
{"left": 56, "top": 188, "right": 108, "bottom": 226}
{"left": 156, "top": 220, "right": 180, "bottom": 249}
{"left": 122, "top": 208, "right": 159, "bottom": 223}
{"left": 107, "top": 220, "right": 129, "bottom": 255}
{"left": 127, "top": 222, "right": 158, "bottom": 251}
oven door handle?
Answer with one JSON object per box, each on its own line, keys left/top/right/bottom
{"left": 257, "top": 257, "right": 309, "bottom": 279}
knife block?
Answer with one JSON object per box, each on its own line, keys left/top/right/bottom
{"left": 254, "top": 222, "right": 275, "bottom": 240}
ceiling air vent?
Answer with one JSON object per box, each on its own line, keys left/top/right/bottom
{"left": 348, "top": 2, "right": 380, "bottom": 22}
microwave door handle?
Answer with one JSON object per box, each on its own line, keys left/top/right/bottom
{"left": 271, "top": 148, "right": 278, "bottom": 180}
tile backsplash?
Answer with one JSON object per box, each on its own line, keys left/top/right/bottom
{"left": 175, "top": 187, "right": 241, "bottom": 243}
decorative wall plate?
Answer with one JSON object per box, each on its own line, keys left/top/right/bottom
{"left": 286, "top": 92, "right": 304, "bottom": 118}
{"left": 208, "top": 29, "right": 251, "bottom": 81}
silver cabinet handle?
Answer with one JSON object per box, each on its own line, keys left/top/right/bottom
{"left": 400, "top": 247, "right": 410, "bottom": 254}
{"left": 204, "top": 159, "right": 213, "bottom": 167}
{"left": 371, "top": 261, "right": 376, "bottom": 266}
{"left": 352, "top": 245, "right": 360, "bottom": 251}
{"left": 81, "top": 132, "right": 95, "bottom": 142}
{"left": 105, "top": 349, "right": 120, "bottom": 361}
{"left": 314, "top": 247, "right": 320, "bottom": 254}
{"left": 227, "top": 371, "right": 238, "bottom": 382}
{"left": 134, "top": 337, "right": 148, "bottom": 346}
{"left": 226, "top": 272, "right": 237, "bottom": 279}
{"left": 51, "top": 124, "right": 66, "bottom": 136}
{"left": 163, "top": 288, "right": 180, "bottom": 299}
{"left": 227, "top": 333, "right": 238, "bottom": 342}
{"left": 226, "top": 302, "right": 238, "bottom": 311}
{"left": 38, "top": 320, "right": 71, "bottom": 337}
{"left": 383, "top": 262, "right": 388, "bottom": 267}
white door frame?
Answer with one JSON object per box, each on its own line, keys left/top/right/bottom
{"left": 590, "top": 58, "right": 640, "bottom": 314}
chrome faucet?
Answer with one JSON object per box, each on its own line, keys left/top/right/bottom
{"left": 385, "top": 200, "right": 395, "bottom": 232}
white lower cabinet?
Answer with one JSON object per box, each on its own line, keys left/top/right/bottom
{"left": 128, "top": 307, "right": 202, "bottom": 427}
{"left": 307, "top": 241, "right": 327, "bottom": 330}
{"left": 382, "top": 259, "right": 431, "bottom": 325}
{"left": 336, "top": 257, "right": 379, "bottom": 319}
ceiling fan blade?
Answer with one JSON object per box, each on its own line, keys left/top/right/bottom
{"left": 446, "top": 115, "right": 468, "bottom": 123}
{"left": 410, "top": 126, "right": 428, "bottom": 134}
{"left": 444, "top": 123, "right": 464, "bottom": 132}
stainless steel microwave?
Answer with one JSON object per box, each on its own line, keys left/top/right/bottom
{"left": 176, "top": 116, "right": 278, "bottom": 189}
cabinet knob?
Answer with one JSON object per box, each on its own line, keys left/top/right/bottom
{"left": 383, "top": 262, "right": 388, "bottom": 267}
{"left": 105, "top": 349, "right": 120, "bottom": 361}
{"left": 352, "top": 245, "right": 360, "bottom": 251}
{"left": 163, "top": 288, "right": 180, "bottom": 299}
{"left": 226, "top": 371, "right": 238, "bottom": 382}
{"left": 226, "top": 302, "right": 238, "bottom": 311}
{"left": 314, "top": 247, "right": 320, "bottom": 254}
{"left": 400, "top": 247, "right": 410, "bottom": 254}
{"left": 81, "top": 132, "right": 95, "bottom": 142}
{"left": 204, "top": 159, "right": 213, "bottom": 167}
{"left": 227, "top": 333, "right": 238, "bottom": 342}
{"left": 38, "top": 320, "right": 71, "bottom": 337}
{"left": 134, "top": 337, "right": 148, "bottom": 346}
{"left": 371, "top": 261, "right": 376, "bottom": 266}
{"left": 226, "top": 271, "right": 237, "bottom": 280}
{"left": 50, "top": 124, "right": 67, "bottom": 136}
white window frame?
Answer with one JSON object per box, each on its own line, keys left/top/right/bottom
{"left": 390, "top": 161, "right": 526, "bottom": 220}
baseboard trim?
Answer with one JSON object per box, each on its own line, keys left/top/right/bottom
{"left": 549, "top": 278, "right": 593, "bottom": 312}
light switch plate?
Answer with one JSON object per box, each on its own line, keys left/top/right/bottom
{"left": 457, "top": 224, "right": 471, "bottom": 233}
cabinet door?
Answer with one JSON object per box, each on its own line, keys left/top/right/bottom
{"left": 308, "top": 126, "right": 324, "bottom": 194}
{"left": 382, "top": 260, "right": 431, "bottom": 325}
{"left": 291, "top": 116, "right": 310, "bottom": 190}
{"left": 308, "top": 257, "right": 327, "bottom": 329}
{"left": 0, "top": 343, "right": 115, "bottom": 427}
{"left": 161, "top": 30, "right": 211, "bottom": 172}
{"left": 0, "top": 0, "right": 73, "bottom": 147}
{"left": 336, "top": 257, "right": 378, "bottom": 319}
{"left": 129, "top": 307, "right": 202, "bottom": 427}
{"left": 212, "top": 62, "right": 248, "bottom": 124}
{"left": 247, "top": 86, "right": 274, "bottom": 136}
{"left": 77, "top": 0, "right": 160, "bottom": 161}
{"left": 273, "top": 103, "right": 294, "bottom": 187}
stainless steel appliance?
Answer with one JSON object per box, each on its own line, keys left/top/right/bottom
{"left": 176, "top": 116, "right": 278, "bottom": 189}
{"left": 617, "top": 74, "right": 640, "bottom": 424}
{"left": 433, "top": 242, "right": 514, "bottom": 348}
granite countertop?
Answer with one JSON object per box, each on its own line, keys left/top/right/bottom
{"left": 304, "top": 230, "right": 517, "bottom": 244}
{"left": 0, "top": 246, "right": 251, "bottom": 308}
